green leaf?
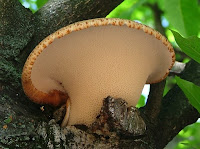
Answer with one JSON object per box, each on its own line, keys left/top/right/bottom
{"left": 180, "top": 142, "right": 198, "bottom": 149}
{"left": 164, "top": 0, "right": 200, "bottom": 36}
{"left": 117, "top": 0, "right": 148, "bottom": 19}
{"left": 171, "top": 30, "right": 200, "bottom": 64}
{"left": 36, "top": 0, "right": 49, "bottom": 10}
{"left": 107, "top": 0, "right": 137, "bottom": 19}
{"left": 175, "top": 76, "right": 200, "bottom": 113}
{"left": 136, "top": 95, "right": 146, "bottom": 108}
{"left": 107, "top": 0, "right": 146, "bottom": 19}
{"left": 4, "top": 115, "right": 12, "bottom": 124}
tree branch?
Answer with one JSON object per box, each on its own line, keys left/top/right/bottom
{"left": 1, "top": 0, "right": 200, "bottom": 148}
{"left": 157, "top": 60, "right": 200, "bottom": 148}
{"left": 143, "top": 60, "right": 200, "bottom": 149}
{"left": 144, "top": 80, "right": 166, "bottom": 121}
{"left": 143, "top": 2, "right": 167, "bottom": 122}
{"left": 142, "top": 2, "right": 200, "bottom": 148}
{"left": 21, "top": 0, "right": 123, "bottom": 62}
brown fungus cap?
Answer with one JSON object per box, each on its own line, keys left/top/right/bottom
{"left": 22, "top": 18, "right": 175, "bottom": 125}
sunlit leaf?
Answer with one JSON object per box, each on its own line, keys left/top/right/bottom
{"left": 179, "top": 142, "right": 198, "bottom": 149}
{"left": 107, "top": 0, "right": 137, "bottom": 18}
{"left": 36, "top": 0, "right": 49, "bottom": 10}
{"left": 176, "top": 122, "right": 200, "bottom": 149}
{"left": 164, "top": 0, "right": 200, "bottom": 36}
{"left": 19, "top": 0, "right": 49, "bottom": 13}
{"left": 117, "top": 0, "right": 148, "bottom": 20}
{"left": 171, "top": 30, "right": 200, "bottom": 64}
{"left": 175, "top": 76, "right": 200, "bottom": 113}
{"left": 136, "top": 95, "right": 146, "bottom": 108}
{"left": 107, "top": 0, "right": 154, "bottom": 26}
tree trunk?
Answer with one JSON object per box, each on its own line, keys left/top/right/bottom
{"left": 0, "top": 0, "right": 199, "bottom": 148}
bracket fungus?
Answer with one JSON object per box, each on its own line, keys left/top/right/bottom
{"left": 22, "top": 18, "right": 175, "bottom": 127}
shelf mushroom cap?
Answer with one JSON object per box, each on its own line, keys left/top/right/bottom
{"left": 22, "top": 18, "right": 175, "bottom": 126}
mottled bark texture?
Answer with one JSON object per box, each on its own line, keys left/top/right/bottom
{"left": 0, "top": 0, "right": 200, "bottom": 148}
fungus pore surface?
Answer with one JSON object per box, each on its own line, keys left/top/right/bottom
{"left": 22, "top": 18, "right": 175, "bottom": 125}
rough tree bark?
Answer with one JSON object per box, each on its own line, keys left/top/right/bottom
{"left": 0, "top": 0, "right": 199, "bottom": 148}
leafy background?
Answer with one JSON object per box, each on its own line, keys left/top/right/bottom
{"left": 19, "top": 0, "right": 200, "bottom": 148}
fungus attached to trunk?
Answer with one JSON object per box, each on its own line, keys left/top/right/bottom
{"left": 22, "top": 18, "right": 175, "bottom": 127}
